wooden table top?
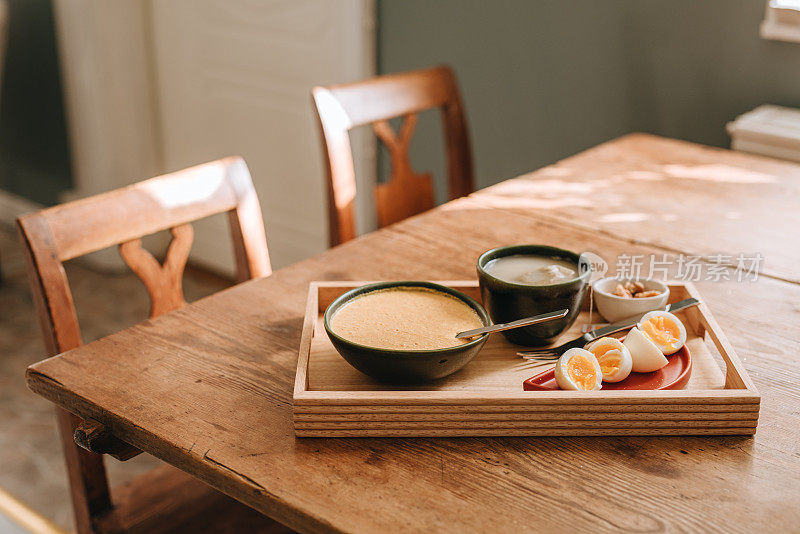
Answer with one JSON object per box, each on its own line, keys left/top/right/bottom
{"left": 28, "top": 134, "right": 800, "bottom": 532}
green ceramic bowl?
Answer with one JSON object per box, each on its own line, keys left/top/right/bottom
{"left": 323, "top": 281, "right": 491, "bottom": 383}
{"left": 477, "top": 245, "right": 590, "bottom": 346}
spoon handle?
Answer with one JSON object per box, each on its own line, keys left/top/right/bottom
{"left": 455, "top": 309, "right": 569, "bottom": 339}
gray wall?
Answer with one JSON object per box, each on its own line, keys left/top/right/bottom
{"left": 378, "top": 0, "right": 800, "bottom": 193}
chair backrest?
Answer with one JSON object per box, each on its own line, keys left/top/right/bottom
{"left": 312, "top": 65, "right": 474, "bottom": 246}
{"left": 16, "top": 156, "right": 270, "bottom": 531}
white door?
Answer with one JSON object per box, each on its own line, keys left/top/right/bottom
{"left": 149, "top": 0, "right": 375, "bottom": 274}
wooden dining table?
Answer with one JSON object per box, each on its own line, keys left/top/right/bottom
{"left": 27, "top": 134, "right": 800, "bottom": 532}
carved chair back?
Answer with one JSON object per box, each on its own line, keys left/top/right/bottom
{"left": 16, "top": 156, "right": 271, "bottom": 531}
{"left": 312, "top": 65, "right": 474, "bottom": 246}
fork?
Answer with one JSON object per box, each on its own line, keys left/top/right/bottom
{"left": 517, "top": 297, "right": 700, "bottom": 361}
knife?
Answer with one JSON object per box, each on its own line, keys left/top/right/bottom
{"left": 516, "top": 297, "right": 700, "bottom": 357}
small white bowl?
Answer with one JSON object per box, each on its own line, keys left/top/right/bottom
{"left": 592, "top": 277, "right": 669, "bottom": 323}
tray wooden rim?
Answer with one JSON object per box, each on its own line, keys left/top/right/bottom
{"left": 292, "top": 280, "right": 760, "bottom": 437}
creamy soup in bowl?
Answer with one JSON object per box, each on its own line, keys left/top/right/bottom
{"left": 329, "top": 287, "right": 483, "bottom": 351}
{"left": 323, "top": 281, "right": 491, "bottom": 383}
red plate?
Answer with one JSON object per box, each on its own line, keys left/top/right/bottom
{"left": 523, "top": 343, "right": 692, "bottom": 391}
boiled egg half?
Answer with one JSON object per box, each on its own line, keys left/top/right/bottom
{"left": 623, "top": 327, "right": 668, "bottom": 373}
{"left": 637, "top": 310, "right": 687, "bottom": 355}
{"left": 554, "top": 348, "right": 602, "bottom": 391}
{"left": 586, "top": 337, "right": 633, "bottom": 383}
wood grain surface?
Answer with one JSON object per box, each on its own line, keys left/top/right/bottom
{"left": 473, "top": 134, "right": 800, "bottom": 283}
{"left": 27, "top": 135, "right": 800, "bottom": 533}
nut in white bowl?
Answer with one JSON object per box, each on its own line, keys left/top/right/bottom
{"left": 592, "top": 277, "right": 669, "bottom": 323}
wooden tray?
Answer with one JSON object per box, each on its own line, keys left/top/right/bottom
{"left": 293, "top": 281, "right": 759, "bottom": 437}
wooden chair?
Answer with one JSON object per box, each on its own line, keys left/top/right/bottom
{"left": 16, "top": 157, "right": 287, "bottom": 534}
{"left": 312, "top": 65, "right": 474, "bottom": 246}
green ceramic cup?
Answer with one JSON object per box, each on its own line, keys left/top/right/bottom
{"left": 477, "top": 245, "right": 589, "bottom": 346}
{"left": 323, "top": 281, "right": 491, "bottom": 383}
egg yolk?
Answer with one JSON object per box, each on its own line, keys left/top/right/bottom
{"left": 567, "top": 354, "right": 598, "bottom": 390}
{"left": 641, "top": 316, "right": 679, "bottom": 348}
{"left": 592, "top": 346, "right": 622, "bottom": 375}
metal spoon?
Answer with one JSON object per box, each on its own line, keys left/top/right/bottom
{"left": 455, "top": 309, "right": 569, "bottom": 339}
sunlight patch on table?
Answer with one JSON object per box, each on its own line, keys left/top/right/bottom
{"left": 661, "top": 164, "right": 777, "bottom": 184}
